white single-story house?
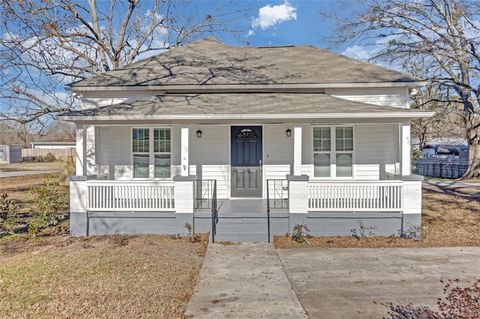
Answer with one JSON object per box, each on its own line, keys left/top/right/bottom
{"left": 63, "top": 38, "right": 432, "bottom": 242}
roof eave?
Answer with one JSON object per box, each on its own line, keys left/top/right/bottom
{"left": 67, "top": 81, "right": 428, "bottom": 92}
{"left": 60, "top": 111, "right": 434, "bottom": 122}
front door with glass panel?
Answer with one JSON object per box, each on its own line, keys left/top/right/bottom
{"left": 231, "top": 126, "right": 263, "bottom": 197}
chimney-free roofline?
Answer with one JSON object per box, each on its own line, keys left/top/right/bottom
{"left": 67, "top": 81, "right": 429, "bottom": 92}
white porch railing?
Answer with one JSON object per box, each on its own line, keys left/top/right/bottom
{"left": 87, "top": 180, "right": 175, "bottom": 211}
{"left": 307, "top": 181, "right": 403, "bottom": 211}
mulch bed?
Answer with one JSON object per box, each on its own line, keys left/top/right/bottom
{"left": 275, "top": 186, "right": 480, "bottom": 249}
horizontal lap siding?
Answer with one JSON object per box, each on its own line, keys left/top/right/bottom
{"left": 326, "top": 87, "right": 408, "bottom": 108}
{"left": 190, "top": 126, "right": 230, "bottom": 198}
{"left": 264, "top": 125, "right": 294, "bottom": 197}
{"left": 355, "top": 124, "right": 396, "bottom": 180}
{"left": 98, "top": 126, "right": 132, "bottom": 180}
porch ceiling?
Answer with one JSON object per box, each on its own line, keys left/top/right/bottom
{"left": 62, "top": 93, "right": 433, "bottom": 122}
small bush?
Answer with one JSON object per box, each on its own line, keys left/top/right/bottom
{"left": 385, "top": 278, "right": 480, "bottom": 319}
{"left": 351, "top": 221, "right": 377, "bottom": 239}
{"left": 292, "top": 224, "right": 310, "bottom": 243}
{"left": 0, "top": 193, "right": 19, "bottom": 234}
{"left": 28, "top": 175, "right": 67, "bottom": 236}
{"left": 44, "top": 152, "right": 57, "bottom": 162}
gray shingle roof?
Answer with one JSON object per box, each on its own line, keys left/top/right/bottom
{"left": 69, "top": 38, "right": 419, "bottom": 88}
{"left": 64, "top": 93, "right": 426, "bottom": 119}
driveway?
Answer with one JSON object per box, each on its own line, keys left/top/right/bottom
{"left": 186, "top": 243, "right": 307, "bottom": 319}
{"left": 278, "top": 247, "right": 480, "bottom": 319}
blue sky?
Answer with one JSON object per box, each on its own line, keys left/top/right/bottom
{"left": 188, "top": 0, "right": 359, "bottom": 54}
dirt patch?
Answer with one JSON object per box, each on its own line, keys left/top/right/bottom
{"left": 0, "top": 234, "right": 209, "bottom": 319}
{"left": 275, "top": 186, "right": 480, "bottom": 249}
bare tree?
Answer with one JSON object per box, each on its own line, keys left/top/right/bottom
{"left": 0, "top": 0, "right": 241, "bottom": 126}
{"left": 324, "top": 0, "right": 480, "bottom": 177}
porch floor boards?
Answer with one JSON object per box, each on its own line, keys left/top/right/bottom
{"left": 194, "top": 199, "right": 287, "bottom": 216}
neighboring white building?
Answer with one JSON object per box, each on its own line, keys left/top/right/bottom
{"left": 63, "top": 38, "right": 432, "bottom": 241}
{"left": 31, "top": 141, "right": 76, "bottom": 150}
{"left": 0, "top": 145, "right": 22, "bottom": 164}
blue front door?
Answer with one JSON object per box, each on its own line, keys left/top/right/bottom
{"left": 231, "top": 126, "right": 263, "bottom": 197}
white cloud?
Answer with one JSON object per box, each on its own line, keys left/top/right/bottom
{"left": 251, "top": 1, "right": 297, "bottom": 30}
{"left": 342, "top": 45, "right": 371, "bottom": 61}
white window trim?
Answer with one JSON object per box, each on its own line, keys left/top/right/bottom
{"left": 131, "top": 127, "right": 173, "bottom": 180}
{"left": 311, "top": 125, "right": 356, "bottom": 180}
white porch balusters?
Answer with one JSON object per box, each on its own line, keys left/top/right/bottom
{"left": 401, "top": 123, "right": 411, "bottom": 176}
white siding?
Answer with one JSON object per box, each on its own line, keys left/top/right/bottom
{"left": 95, "top": 123, "right": 398, "bottom": 198}
{"left": 326, "top": 87, "right": 409, "bottom": 108}
{"left": 82, "top": 90, "right": 157, "bottom": 109}
{"left": 355, "top": 124, "right": 396, "bottom": 180}
{"left": 189, "top": 125, "right": 230, "bottom": 198}
{"left": 97, "top": 126, "right": 132, "bottom": 180}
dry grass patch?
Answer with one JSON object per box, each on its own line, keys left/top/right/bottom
{"left": 0, "top": 174, "right": 67, "bottom": 213}
{"left": 0, "top": 161, "right": 59, "bottom": 172}
{"left": 275, "top": 185, "right": 480, "bottom": 249}
{"left": 0, "top": 234, "right": 208, "bottom": 319}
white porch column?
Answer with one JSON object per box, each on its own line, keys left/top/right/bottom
{"left": 401, "top": 123, "right": 411, "bottom": 176}
{"left": 181, "top": 127, "right": 189, "bottom": 176}
{"left": 75, "top": 124, "right": 85, "bottom": 176}
{"left": 85, "top": 125, "right": 97, "bottom": 175}
{"left": 293, "top": 126, "right": 302, "bottom": 176}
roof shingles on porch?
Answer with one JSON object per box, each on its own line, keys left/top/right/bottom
{"left": 69, "top": 38, "right": 419, "bottom": 88}
{"left": 64, "top": 93, "right": 428, "bottom": 120}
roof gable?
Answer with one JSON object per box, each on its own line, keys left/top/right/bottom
{"left": 70, "top": 38, "right": 419, "bottom": 88}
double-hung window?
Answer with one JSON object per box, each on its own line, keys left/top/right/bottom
{"left": 313, "top": 126, "right": 354, "bottom": 178}
{"left": 132, "top": 128, "right": 171, "bottom": 179}
{"left": 313, "top": 127, "right": 331, "bottom": 177}
{"left": 335, "top": 127, "right": 354, "bottom": 177}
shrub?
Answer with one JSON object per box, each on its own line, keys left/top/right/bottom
{"left": 28, "top": 175, "right": 67, "bottom": 235}
{"left": 292, "top": 224, "right": 310, "bottom": 243}
{"left": 385, "top": 278, "right": 480, "bottom": 319}
{"left": 0, "top": 193, "right": 19, "bottom": 234}
{"left": 351, "top": 221, "right": 377, "bottom": 239}
{"left": 44, "top": 152, "right": 57, "bottom": 162}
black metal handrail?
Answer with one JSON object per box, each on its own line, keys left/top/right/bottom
{"left": 266, "top": 179, "right": 288, "bottom": 243}
{"left": 194, "top": 179, "right": 216, "bottom": 209}
{"left": 211, "top": 179, "right": 218, "bottom": 243}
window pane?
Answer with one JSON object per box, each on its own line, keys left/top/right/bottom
{"left": 154, "top": 128, "right": 171, "bottom": 153}
{"left": 154, "top": 154, "right": 171, "bottom": 178}
{"left": 336, "top": 153, "right": 352, "bottom": 177}
{"left": 132, "top": 129, "right": 149, "bottom": 153}
{"left": 314, "top": 153, "right": 330, "bottom": 177}
{"left": 313, "top": 128, "right": 331, "bottom": 152}
{"left": 345, "top": 138, "right": 353, "bottom": 151}
{"left": 133, "top": 154, "right": 149, "bottom": 178}
{"left": 335, "top": 127, "right": 353, "bottom": 152}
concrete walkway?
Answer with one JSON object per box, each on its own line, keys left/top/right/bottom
{"left": 186, "top": 243, "right": 308, "bottom": 319}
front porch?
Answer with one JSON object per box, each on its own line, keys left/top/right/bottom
{"left": 70, "top": 174, "right": 422, "bottom": 241}
{"left": 69, "top": 118, "right": 424, "bottom": 241}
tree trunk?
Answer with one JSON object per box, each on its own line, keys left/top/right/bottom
{"left": 463, "top": 142, "right": 480, "bottom": 178}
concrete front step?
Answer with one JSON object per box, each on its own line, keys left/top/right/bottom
{"left": 215, "top": 217, "right": 270, "bottom": 242}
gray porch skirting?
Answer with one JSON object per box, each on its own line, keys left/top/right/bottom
{"left": 70, "top": 211, "right": 421, "bottom": 240}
